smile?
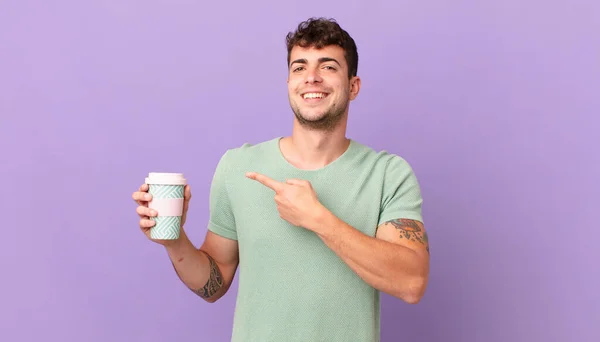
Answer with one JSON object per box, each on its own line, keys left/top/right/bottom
{"left": 302, "top": 92, "right": 329, "bottom": 100}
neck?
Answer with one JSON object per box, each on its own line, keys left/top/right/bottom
{"left": 279, "top": 117, "right": 350, "bottom": 170}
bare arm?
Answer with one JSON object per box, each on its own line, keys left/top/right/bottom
{"left": 166, "top": 230, "right": 239, "bottom": 303}
{"left": 312, "top": 211, "right": 429, "bottom": 304}
{"left": 243, "top": 171, "right": 429, "bottom": 304}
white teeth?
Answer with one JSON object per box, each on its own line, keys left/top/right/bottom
{"left": 303, "top": 92, "right": 327, "bottom": 99}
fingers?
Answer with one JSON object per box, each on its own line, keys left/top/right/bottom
{"left": 136, "top": 205, "right": 157, "bottom": 218}
{"left": 139, "top": 218, "right": 155, "bottom": 229}
{"left": 132, "top": 187, "right": 152, "bottom": 203}
{"left": 137, "top": 202, "right": 157, "bottom": 229}
{"left": 246, "top": 172, "right": 283, "bottom": 192}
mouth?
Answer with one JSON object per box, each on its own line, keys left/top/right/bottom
{"left": 301, "top": 92, "right": 330, "bottom": 102}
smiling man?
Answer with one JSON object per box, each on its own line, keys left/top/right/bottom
{"left": 133, "top": 17, "right": 429, "bottom": 342}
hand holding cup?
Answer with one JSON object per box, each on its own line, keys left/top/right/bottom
{"left": 132, "top": 173, "right": 190, "bottom": 244}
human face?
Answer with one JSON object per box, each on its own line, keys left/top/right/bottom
{"left": 287, "top": 45, "right": 360, "bottom": 131}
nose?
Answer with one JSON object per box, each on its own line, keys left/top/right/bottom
{"left": 305, "top": 67, "right": 323, "bottom": 84}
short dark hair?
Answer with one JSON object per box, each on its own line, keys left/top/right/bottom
{"left": 285, "top": 17, "right": 358, "bottom": 78}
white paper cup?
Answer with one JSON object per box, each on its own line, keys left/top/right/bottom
{"left": 145, "top": 173, "right": 187, "bottom": 240}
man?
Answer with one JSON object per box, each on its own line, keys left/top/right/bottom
{"left": 132, "top": 17, "right": 429, "bottom": 342}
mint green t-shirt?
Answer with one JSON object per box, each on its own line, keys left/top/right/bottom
{"left": 207, "top": 137, "right": 423, "bottom": 342}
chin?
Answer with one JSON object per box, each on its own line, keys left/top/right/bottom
{"left": 298, "top": 111, "right": 328, "bottom": 122}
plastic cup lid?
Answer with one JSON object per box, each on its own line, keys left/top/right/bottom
{"left": 145, "top": 172, "right": 187, "bottom": 185}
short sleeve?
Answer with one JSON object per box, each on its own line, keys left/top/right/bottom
{"left": 207, "top": 150, "right": 238, "bottom": 240}
{"left": 378, "top": 156, "right": 424, "bottom": 226}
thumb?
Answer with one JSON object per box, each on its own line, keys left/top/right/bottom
{"left": 184, "top": 184, "right": 192, "bottom": 201}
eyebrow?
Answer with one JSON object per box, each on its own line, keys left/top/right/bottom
{"left": 290, "top": 57, "right": 341, "bottom": 67}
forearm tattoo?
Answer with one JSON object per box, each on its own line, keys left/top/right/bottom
{"left": 193, "top": 251, "right": 224, "bottom": 298}
{"left": 386, "top": 218, "right": 430, "bottom": 254}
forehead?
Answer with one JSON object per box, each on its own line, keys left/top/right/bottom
{"left": 289, "top": 45, "right": 346, "bottom": 66}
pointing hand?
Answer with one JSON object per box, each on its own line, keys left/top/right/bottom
{"left": 245, "top": 172, "right": 325, "bottom": 230}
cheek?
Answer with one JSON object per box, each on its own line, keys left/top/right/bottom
{"left": 287, "top": 83, "right": 299, "bottom": 95}
{"left": 329, "top": 80, "right": 344, "bottom": 91}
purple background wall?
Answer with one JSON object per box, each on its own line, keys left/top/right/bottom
{"left": 1, "top": 0, "right": 598, "bottom": 341}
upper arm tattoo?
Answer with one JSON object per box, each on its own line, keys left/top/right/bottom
{"left": 193, "top": 251, "right": 224, "bottom": 298}
{"left": 386, "top": 218, "right": 430, "bottom": 254}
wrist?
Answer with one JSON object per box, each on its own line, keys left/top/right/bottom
{"left": 307, "top": 204, "right": 335, "bottom": 235}
{"left": 163, "top": 229, "right": 189, "bottom": 253}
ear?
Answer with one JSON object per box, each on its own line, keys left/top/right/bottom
{"left": 349, "top": 76, "right": 361, "bottom": 101}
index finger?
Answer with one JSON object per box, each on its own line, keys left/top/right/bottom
{"left": 246, "top": 172, "right": 283, "bottom": 192}
{"left": 133, "top": 184, "right": 151, "bottom": 203}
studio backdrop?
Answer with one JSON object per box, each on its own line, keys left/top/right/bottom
{"left": 1, "top": 0, "right": 598, "bottom": 341}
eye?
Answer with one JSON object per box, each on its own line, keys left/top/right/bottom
{"left": 292, "top": 66, "right": 304, "bottom": 72}
{"left": 323, "top": 65, "right": 336, "bottom": 71}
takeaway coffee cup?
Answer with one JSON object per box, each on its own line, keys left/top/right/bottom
{"left": 145, "top": 172, "right": 187, "bottom": 240}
